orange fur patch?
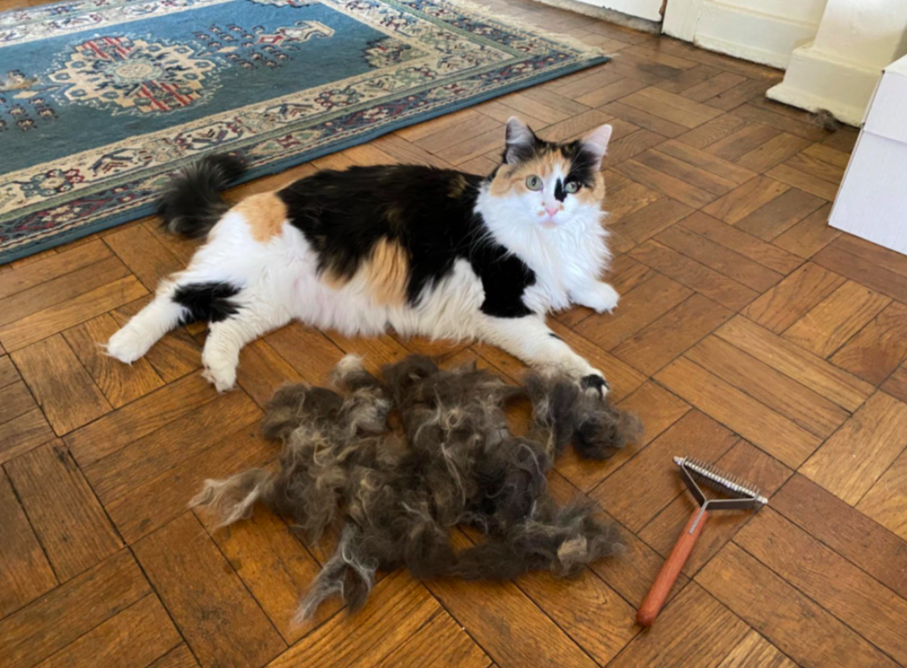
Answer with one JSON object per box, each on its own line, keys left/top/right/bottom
{"left": 363, "top": 238, "right": 410, "bottom": 306}
{"left": 234, "top": 192, "right": 288, "bottom": 243}
{"left": 579, "top": 172, "right": 606, "bottom": 205}
{"left": 320, "top": 238, "right": 410, "bottom": 306}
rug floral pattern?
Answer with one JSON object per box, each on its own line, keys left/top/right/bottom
{"left": 48, "top": 36, "right": 221, "bottom": 114}
{"left": 0, "top": 0, "right": 605, "bottom": 262}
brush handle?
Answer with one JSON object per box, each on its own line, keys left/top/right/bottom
{"left": 636, "top": 507, "right": 708, "bottom": 627}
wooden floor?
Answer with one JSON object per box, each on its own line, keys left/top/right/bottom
{"left": 4, "top": 0, "right": 907, "bottom": 666}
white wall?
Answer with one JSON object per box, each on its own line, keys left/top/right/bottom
{"left": 717, "top": 0, "right": 826, "bottom": 25}
{"left": 664, "top": 0, "right": 828, "bottom": 69}
{"left": 573, "top": 0, "right": 663, "bottom": 22}
{"left": 810, "top": 1, "right": 907, "bottom": 68}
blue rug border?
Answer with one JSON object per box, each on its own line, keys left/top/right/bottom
{"left": 0, "top": 53, "right": 609, "bottom": 264}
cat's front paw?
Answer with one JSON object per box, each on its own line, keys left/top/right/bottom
{"left": 577, "top": 283, "right": 620, "bottom": 314}
{"left": 106, "top": 326, "right": 148, "bottom": 364}
{"left": 202, "top": 353, "right": 238, "bottom": 393}
{"left": 581, "top": 373, "right": 610, "bottom": 399}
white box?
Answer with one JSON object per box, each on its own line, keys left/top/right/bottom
{"left": 829, "top": 53, "right": 907, "bottom": 257}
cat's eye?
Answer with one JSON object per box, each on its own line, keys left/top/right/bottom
{"left": 525, "top": 175, "right": 543, "bottom": 191}
{"left": 564, "top": 181, "right": 581, "bottom": 194}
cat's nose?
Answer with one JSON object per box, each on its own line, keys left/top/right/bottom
{"left": 544, "top": 203, "right": 561, "bottom": 217}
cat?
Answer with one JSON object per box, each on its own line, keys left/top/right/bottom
{"left": 107, "top": 117, "right": 620, "bottom": 394}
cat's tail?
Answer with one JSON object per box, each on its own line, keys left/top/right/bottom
{"left": 159, "top": 153, "right": 247, "bottom": 238}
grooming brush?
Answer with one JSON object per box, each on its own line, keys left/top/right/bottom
{"left": 636, "top": 456, "right": 768, "bottom": 627}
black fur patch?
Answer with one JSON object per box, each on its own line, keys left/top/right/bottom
{"left": 581, "top": 374, "right": 609, "bottom": 396}
{"left": 471, "top": 244, "right": 536, "bottom": 318}
{"left": 159, "top": 154, "right": 246, "bottom": 238}
{"left": 554, "top": 179, "right": 566, "bottom": 202}
{"left": 560, "top": 143, "right": 600, "bottom": 190}
{"left": 173, "top": 282, "right": 241, "bottom": 324}
{"left": 277, "top": 165, "right": 536, "bottom": 318}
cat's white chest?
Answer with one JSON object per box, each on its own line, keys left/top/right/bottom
{"left": 523, "top": 222, "right": 609, "bottom": 313}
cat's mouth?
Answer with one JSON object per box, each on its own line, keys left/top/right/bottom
{"left": 538, "top": 211, "right": 562, "bottom": 228}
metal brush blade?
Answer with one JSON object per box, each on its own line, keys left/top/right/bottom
{"left": 674, "top": 456, "right": 769, "bottom": 507}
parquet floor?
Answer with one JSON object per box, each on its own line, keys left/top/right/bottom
{"left": 4, "top": 0, "right": 907, "bottom": 666}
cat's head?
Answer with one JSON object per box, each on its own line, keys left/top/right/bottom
{"left": 485, "top": 117, "right": 612, "bottom": 229}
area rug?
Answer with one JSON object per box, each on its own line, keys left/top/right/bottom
{"left": 0, "top": 0, "right": 607, "bottom": 263}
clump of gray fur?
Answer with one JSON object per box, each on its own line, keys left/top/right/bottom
{"left": 811, "top": 109, "right": 842, "bottom": 132}
{"left": 192, "top": 355, "right": 642, "bottom": 620}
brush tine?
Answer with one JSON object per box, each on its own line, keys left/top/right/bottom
{"left": 674, "top": 457, "right": 768, "bottom": 505}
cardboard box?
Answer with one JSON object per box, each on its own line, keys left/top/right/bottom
{"left": 829, "top": 53, "right": 907, "bottom": 256}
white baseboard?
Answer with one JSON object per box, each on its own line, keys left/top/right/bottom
{"left": 766, "top": 44, "right": 881, "bottom": 126}
{"left": 692, "top": 2, "right": 819, "bottom": 69}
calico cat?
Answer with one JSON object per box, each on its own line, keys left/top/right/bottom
{"left": 107, "top": 117, "right": 619, "bottom": 393}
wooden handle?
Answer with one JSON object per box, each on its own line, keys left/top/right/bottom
{"left": 636, "top": 507, "right": 708, "bottom": 627}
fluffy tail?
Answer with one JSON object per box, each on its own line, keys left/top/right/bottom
{"left": 158, "top": 153, "right": 246, "bottom": 238}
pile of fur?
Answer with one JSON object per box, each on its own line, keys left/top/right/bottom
{"left": 192, "top": 355, "right": 642, "bottom": 619}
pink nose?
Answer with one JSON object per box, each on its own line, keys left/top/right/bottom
{"left": 544, "top": 204, "right": 560, "bottom": 217}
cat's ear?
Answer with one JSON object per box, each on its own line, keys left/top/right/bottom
{"left": 580, "top": 124, "right": 613, "bottom": 170}
{"left": 504, "top": 117, "right": 537, "bottom": 165}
